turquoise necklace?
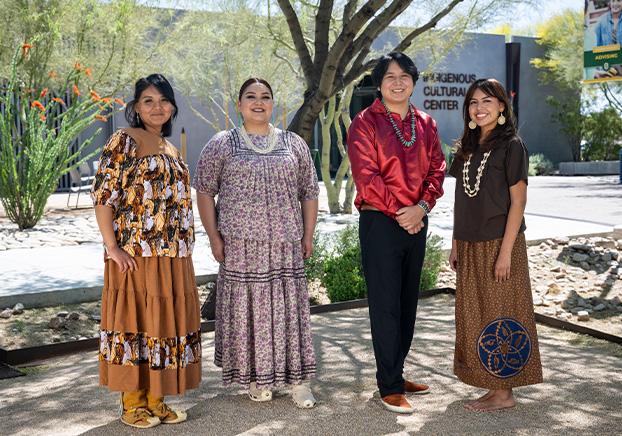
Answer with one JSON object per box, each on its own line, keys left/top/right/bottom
{"left": 381, "top": 100, "right": 416, "bottom": 148}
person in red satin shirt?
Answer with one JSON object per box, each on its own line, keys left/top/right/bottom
{"left": 347, "top": 51, "right": 446, "bottom": 414}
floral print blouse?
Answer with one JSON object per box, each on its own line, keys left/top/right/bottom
{"left": 192, "top": 128, "right": 319, "bottom": 242}
{"left": 91, "top": 129, "right": 195, "bottom": 257}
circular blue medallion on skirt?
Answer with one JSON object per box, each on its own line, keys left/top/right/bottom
{"left": 477, "top": 318, "right": 531, "bottom": 379}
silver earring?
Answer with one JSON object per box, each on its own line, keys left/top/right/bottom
{"left": 468, "top": 120, "right": 477, "bottom": 130}
{"left": 136, "top": 113, "right": 141, "bottom": 124}
{"left": 498, "top": 114, "right": 506, "bottom": 125}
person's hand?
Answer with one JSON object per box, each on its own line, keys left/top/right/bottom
{"left": 301, "top": 235, "right": 313, "bottom": 260}
{"left": 210, "top": 234, "right": 225, "bottom": 263}
{"left": 396, "top": 205, "right": 425, "bottom": 234}
{"left": 494, "top": 251, "right": 511, "bottom": 282}
{"left": 106, "top": 245, "right": 137, "bottom": 273}
{"left": 449, "top": 246, "right": 458, "bottom": 272}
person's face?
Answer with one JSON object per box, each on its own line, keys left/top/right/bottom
{"left": 379, "top": 61, "right": 414, "bottom": 108}
{"left": 238, "top": 82, "right": 273, "bottom": 126}
{"left": 468, "top": 88, "right": 505, "bottom": 133}
{"left": 611, "top": 0, "right": 622, "bottom": 14}
{"left": 135, "top": 85, "right": 173, "bottom": 133}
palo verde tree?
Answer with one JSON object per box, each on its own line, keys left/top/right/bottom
{"left": 273, "top": 0, "right": 529, "bottom": 143}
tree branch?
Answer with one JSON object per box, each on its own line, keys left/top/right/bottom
{"left": 314, "top": 0, "right": 335, "bottom": 73}
{"left": 276, "top": 0, "right": 314, "bottom": 85}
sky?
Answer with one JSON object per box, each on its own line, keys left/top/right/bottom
{"left": 481, "top": 0, "right": 584, "bottom": 33}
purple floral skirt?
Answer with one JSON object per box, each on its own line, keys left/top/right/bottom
{"left": 215, "top": 237, "right": 316, "bottom": 388}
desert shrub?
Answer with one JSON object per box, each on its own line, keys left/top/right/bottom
{"left": 420, "top": 234, "right": 444, "bottom": 291}
{"left": 304, "top": 230, "right": 328, "bottom": 283}
{"left": 528, "top": 153, "right": 554, "bottom": 176}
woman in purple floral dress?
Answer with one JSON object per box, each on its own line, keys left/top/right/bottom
{"left": 193, "top": 78, "right": 319, "bottom": 408}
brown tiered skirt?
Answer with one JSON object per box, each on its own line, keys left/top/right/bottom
{"left": 454, "top": 233, "right": 543, "bottom": 389}
{"left": 99, "top": 256, "right": 202, "bottom": 397}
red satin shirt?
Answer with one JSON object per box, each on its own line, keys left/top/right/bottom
{"left": 347, "top": 98, "right": 446, "bottom": 218}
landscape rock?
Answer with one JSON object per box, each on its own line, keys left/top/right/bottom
{"left": 0, "top": 308, "right": 12, "bottom": 319}
{"left": 12, "top": 303, "right": 24, "bottom": 314}
{"left": 593, "top": 303, "right": 607, "bottom": 312}
{"left": 56, "top": 311, "right": 69, "bottom": 318}
{"left": 48, "top": 317, "right": 66, "bottom": 330}
{"left": 67, "top": 312, "right": 80, "bottom": 321}
{"left": 577, "top": 311, "right": 590, "bottom": 321}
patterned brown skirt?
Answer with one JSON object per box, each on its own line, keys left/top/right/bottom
{"left": 454, "top": 233, "right": 543, "bottom": 389}
{"left": 99, "top": 256, "right": 202, "bottom": 397}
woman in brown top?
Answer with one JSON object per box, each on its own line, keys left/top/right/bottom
{"left": 91, "top": 74, "right": 201, "bottom": 428}
{"left": 448, "top": 78, "right": 542, "bottom": 412}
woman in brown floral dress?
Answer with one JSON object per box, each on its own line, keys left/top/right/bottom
{"left": 193, "top": 78, "right": 319, "bottom": 408}
{"left": 449, "top": 78, "right": 542, "bottom": 412}
{"left": 91, "top": 74, "right": 201, "bottom": 428}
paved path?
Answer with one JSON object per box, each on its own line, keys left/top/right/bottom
{"left": 0, "top": 295, "right": 620, "bottom": 435}
{"left": 0, "top": 176, "right": 619, "bottom": 300}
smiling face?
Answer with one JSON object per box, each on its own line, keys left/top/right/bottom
{"left": 134, "top": 85, "right": 173, "bottom": 134}
{"left": 612, "top": 0, "right": 622, "bottom": 15}
{"left": 468, "top": 88, "right": 505, "bottom": 136}
{"left": 238, "top": 82, "right": 274, "bottom": 128}
{"left": 379, "top": 61, "right": 414, "bottom": 109}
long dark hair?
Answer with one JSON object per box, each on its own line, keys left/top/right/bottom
{"left": 125, "top": 74, "right": 178, "bottom": 137}
{"left": 457, "top": 78, "right": 517, "bottom": 160}
{"left": 238, "top": 77, "right": 274, "bottom": 102}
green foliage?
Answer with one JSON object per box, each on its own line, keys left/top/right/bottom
{"left": 322, "top": 225, "right": 366, "bottom": 303}
{"left": 420, "top": 234, "right": 444, "bottom": 292}
{"left": 307, "top": 224, "right": 445, "bottom": 303}
{"left": 528, "top": 153, "right": 555, "bottom": 176}
{"left": 441, "top": 143, "right": 455, "bottom": 173}
{"left": 0, "top": 44, "right": 114, "bottom": 229}
{"left": 582, "top": 108, "right": 622, "bottom": 161}
{"left": 531, "top": 10, "right": 584, "bottom": 161}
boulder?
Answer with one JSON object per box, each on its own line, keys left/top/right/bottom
{"left": 573, "top": 253, "right": 589, "bottom": 262}
{"left": 593, "top": 303, "right": 607, "bottom": 312}
{"left": 48, "top": 317, "right": 66, "bottom": 330}
{"left": 12, "top": 303, "right": 24, "bottom": 314}
{"left": 67, "top": 312, "right": 80, "bottom": 321}
{"left": 56, "top": 311, "right": 69, "bottom": 318}
{"left": 0, "top": 308, "right": 12, "bottom": 319}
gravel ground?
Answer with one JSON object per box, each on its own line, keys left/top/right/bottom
{"left": 0, "top": 295, "right": 620, "bottom": 436}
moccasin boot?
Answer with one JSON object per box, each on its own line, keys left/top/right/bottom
{"left": 147, "top": 393, "right": 187, "bottom": 424}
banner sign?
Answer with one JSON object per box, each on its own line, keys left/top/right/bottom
{"left": 584, "top": 0, "right": 622, "bottom": 83}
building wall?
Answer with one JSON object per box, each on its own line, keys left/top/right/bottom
{"left": 72, "top": 32, "right": 575, "bottom": 190}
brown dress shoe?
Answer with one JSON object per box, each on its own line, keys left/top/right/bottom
{"left": 380, "top": 394, "right": 415, "bottom": 414}
{"left": 404, "top": 380, "right": 430, "bottom": 395}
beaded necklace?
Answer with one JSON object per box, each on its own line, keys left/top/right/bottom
{"left": 239, "top": 123, "right": 278, "bottom": 154}
{"left": 381, "top": 100, "right": 416, "bottom": 147}
{"left": 462, "top": 150, "right": 492, "bottom": 198}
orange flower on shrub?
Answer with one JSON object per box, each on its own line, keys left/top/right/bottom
{"left": 95, "top": 115, "right": 108, "bottom": 122}
{"left": 90, "top": 90, "right": 101, "bottom": 101}
{"left": 39, "top": 114, "right": 46, "bottom": 122}
{"left": 21, "top": 43, "right": 32, "bottom": 57}
{"left": 85, "top": 68, "right": 92, "bottom": 78}
{"left": 72, "top": 85, "right": 80, "bottom": 96}
{"left": 52, "top": 97, "right": 65, "bottom": 105}
{"left": 114, "top": 98, "right": 126, "bottom": 106}
{"left": 31, "top": 101, "right": 45, "bottom": 111}
{"left": 40, "top": 88, "right": 48, "bottom": 98}
{"left": 102, "top": 97, "right": 111, "bottom": 104}
{"left": 74, "top": 62, "right": 82, "bottom": 71}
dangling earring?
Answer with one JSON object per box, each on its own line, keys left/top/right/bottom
{"left": 468, "top": 120, "right": 477, "bottom": 130}
{"left": 498, "top": 114, "right": 506, "bottom": 125}
{"left": 136, "top": 113, "right": 141, "bottom": 125}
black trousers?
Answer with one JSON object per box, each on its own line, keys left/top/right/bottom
{"left": 359, "top": 210, "right": 428, "bottom": 397}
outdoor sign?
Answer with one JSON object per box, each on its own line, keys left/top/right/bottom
{"left": 584, "top": 0, "right": 622, "bottom": 83}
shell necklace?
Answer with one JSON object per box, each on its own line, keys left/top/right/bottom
{"left": 462, "top": 150, "right": 492, "bottom": 197}
{"left": 239, "top": 123, "right": 278, "bottom": 154}
{"left": 381, "top": 100, "right": 416, "bottom": 147}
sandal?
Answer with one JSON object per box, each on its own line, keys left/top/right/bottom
{"left": 291, "top": 384, "right": 316, "bottom": 409}
{"left": 248, "top": 382, "right": 273, "bottom": 402}
{"left": 121, "top": 407, "right": 161, "bottom": 429}
{"left": 149, "top": 400, "right": 187, "bottom": 424}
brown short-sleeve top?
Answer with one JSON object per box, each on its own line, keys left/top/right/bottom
{"left": 90, "top": 128, "right": 195, "bottom": 257}
{"left": 449, "top": 136, "right": 528, "bottom": 241}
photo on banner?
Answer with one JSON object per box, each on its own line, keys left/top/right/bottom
{"left": 584, "top": 0, "right": 622, "bottom": 83}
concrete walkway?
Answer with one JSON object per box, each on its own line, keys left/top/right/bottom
{"left": 0, "top": 295, "right": 620, "bottom": 435}
{"left": 0, "top": 176, "right": 619, "bottom": 302}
